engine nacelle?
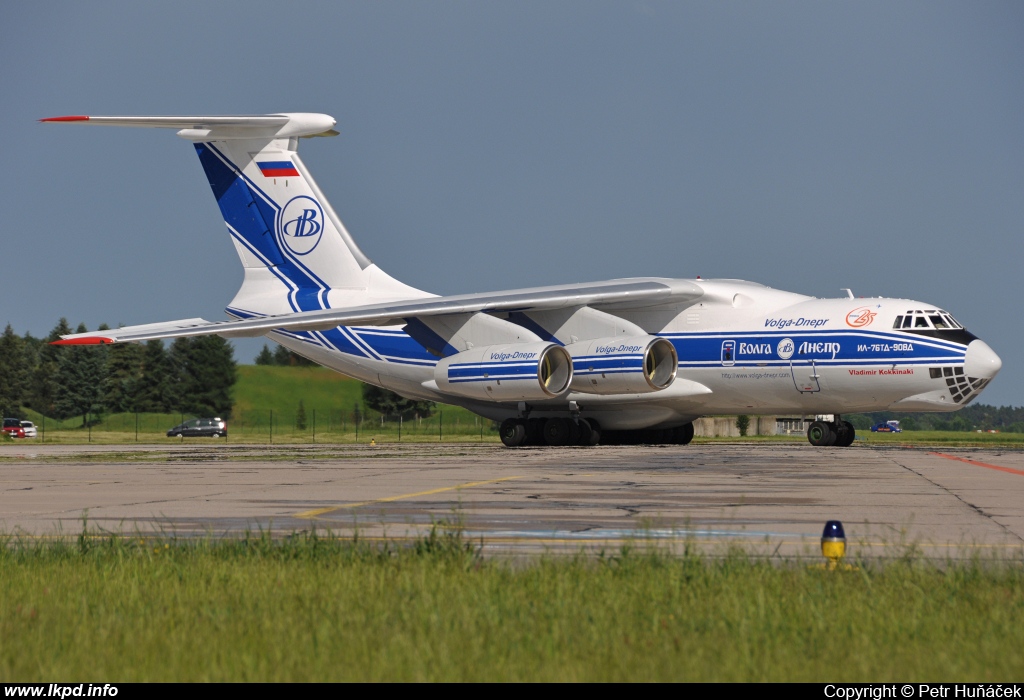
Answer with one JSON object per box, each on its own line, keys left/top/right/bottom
{"left": 434, "top": 342, "right": 573, "bottom": 402}
{"left": 567, "top": 335, "right": 678, "bottom": 394}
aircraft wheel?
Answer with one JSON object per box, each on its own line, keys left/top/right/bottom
{"left": 499, "top": 418, "right": 528, "bottom": 447}
{"left": 543, "top": 417, "right": 573, "bottom": 446}
{"left": 673, "top": 422, "right": 695, "bottom": 445}
{"left": 574, "top": 418, "right": 590, "bottom": 446}
{"left": 526, "top": 418, "right": 546, "bottom": 446}
{"left": 836, "top": 421, "right": 856, "bottom": 447}
{"left": 566, "top": 419, "right": 581, "bottom": 445}
{"left": 807, "top": 420, "right": 835, "bottom": 447}
{"left": 645, "top": 430, "right": 663, "bottom": 444}
{"left": 627, "top": 430, "right": 646, "bottom": 445}
{"left": 583, "top": 418, "right": 601, "bottom": 446}
{"left": 574, "top": 418, "right": 597, "bottom": 446}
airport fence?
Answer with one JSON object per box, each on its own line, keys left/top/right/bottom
{"left": 13, "top": 407, "right": 501, "bottom": 445}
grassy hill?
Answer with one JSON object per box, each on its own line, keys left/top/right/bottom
{"left": 234, "top": 365, "right": 366, "bottom": 417}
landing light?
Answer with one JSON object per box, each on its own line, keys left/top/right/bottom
{"left": 821, "top": 520, "right": 846, "bottom": 568}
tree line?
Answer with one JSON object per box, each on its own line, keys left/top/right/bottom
{"left": 0, "top": 320, "right": 237, "bottom": 424}
{"left": 848, "top": 404, "right": 1024, "bottom": 433}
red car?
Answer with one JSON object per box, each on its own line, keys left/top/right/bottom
{"left": 3, "top": 418, "right": 25, "bottom": 439}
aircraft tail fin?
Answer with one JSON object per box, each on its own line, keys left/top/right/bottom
{"left": 41, "top": 113, "right": 427, "bottom": 318}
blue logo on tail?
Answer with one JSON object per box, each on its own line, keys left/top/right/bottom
{"left": 279, "top": 196, "right": 324, "bottom": 255}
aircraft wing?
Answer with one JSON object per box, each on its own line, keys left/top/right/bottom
{"left": 53, "top": 278, "right": 703, "bottom": 345}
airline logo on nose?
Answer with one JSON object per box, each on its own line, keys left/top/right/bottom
{"left": 846, "top": 307, "right": 877, "bottom": 328}
{"left": 279, "top": 196, "right": 324, "bottom": 255}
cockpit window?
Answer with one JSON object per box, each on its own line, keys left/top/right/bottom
{"left": 942, "top": 313, "right": 963, "bottom": 329}
{"left": 898, "top": 309, "right": 966, "bottom": 333}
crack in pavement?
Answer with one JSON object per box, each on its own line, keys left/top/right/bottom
{"left": 887, "top": 452, "right": 1024, "bottom": 545}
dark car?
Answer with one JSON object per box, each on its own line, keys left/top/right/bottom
{"left": 167, "top": 418, "right": 227, "bottom": 438}
{"left": 3, "top": 418, "right": 26, "bottom": 439}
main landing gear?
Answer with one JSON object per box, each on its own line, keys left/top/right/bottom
{"left": 500, "top": 417, "right": 599, "bottom": 447}
{"left": 499, "top": 417, "right": 695, "bottom": 448}
{"left": 807, "top": 417, "right": 855, "bottom": 447}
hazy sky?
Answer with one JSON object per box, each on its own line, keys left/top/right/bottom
{"left": 2, "top": 1, "right": 1022, "bottom": 404}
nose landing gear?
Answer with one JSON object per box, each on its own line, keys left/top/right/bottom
{"left": 807, "top": 417, "right": 855, "bottom": 447}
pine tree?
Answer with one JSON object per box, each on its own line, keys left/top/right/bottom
{"left": 254, "top": 344, "right": 274, "bottom": 365}
{"left": 295, "top": 400, "right": 307, "bottom": 431}
{"left": 271, "top": 343, "right": 315, "bottom": 366}
{"left": 54, "top": 323, "right": 107, "bottom": 424}
{"left": 0, "top": 325, "right": 29, "bottom": 418}
{"left": 171, "top": 336, "right": 237, "bottom": 418}
{"left": 134, "top": 340, "right": 173, "bottom": 412}
{"left": 85, "top": 324, "right": 111, "bottom": 420}
{"left": 29, "top": 318, "right": 72, "bottom": 417}
{"left": 192, "top": 335, "right": 237, "bottom": 418}
{"left": 361, "top": 384, "right": 435, "bottom": 421}
{"left": 103, "top": 339, "right": 143, "bottom": 413}
{"left": 167, "top": 337, "right": 193, "bottom": 413}
{"left": 20, "top": 332, "right": 42, "bottom": 394}
{"left": 272, "top": 344, "right": 292, "bottom": 366}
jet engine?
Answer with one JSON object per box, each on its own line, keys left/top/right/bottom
{"left": 434, "top": 342, "right": 573, "bottom": 402}
{"left": 566, "top": 336, "right": 677, "bottom": 394}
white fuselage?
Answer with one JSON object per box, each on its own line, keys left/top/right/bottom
{"left": 268, "top": 278, "right": 1002, "bottom": 431}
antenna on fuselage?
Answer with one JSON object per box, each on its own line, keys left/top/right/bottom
{"left": 841, "top": 289, "right": 854, "bottom": 299}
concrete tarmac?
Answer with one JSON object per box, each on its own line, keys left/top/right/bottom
{"left": 1, "top": 442, "right": 1023, "bottom": 558}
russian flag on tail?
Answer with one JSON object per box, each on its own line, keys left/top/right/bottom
{"left": 257, "top": 160, "right": 300, "bottom": 177}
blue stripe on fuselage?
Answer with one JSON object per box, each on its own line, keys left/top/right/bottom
{"left": 663, "top": 329, "right": 966, "bottom": 367}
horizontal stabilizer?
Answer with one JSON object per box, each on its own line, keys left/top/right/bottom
{"left": 40, "top": 113, "right": 338, "bottom": 140}
{"left": 54, "top": 279, "right": 703, "bottom": 345}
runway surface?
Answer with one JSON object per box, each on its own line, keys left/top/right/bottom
{"left": 2, "top": 442, "right": 1023, "bottom": 558}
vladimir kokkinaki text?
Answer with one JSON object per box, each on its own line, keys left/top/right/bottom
{"left": 825, "top": 686, "right": 1021, "bottom": 699}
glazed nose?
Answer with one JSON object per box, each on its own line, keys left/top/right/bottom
{"left": 964, "top": 340, "right": 1002, "bottom": 379}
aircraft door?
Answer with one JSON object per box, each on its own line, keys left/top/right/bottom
{"left": 790, "top": 359, "right": 822, "bottom": 393}
{"left": 721, "top": 340, "right": 736, "bottom": 367}
{"left": 777, "top": 336, "right": 822, "bottom": 393}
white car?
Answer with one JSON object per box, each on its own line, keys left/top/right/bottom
{"left": 20, "top": 421, "right": 37, "bottom": 438}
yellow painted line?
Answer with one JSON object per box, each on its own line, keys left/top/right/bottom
{"left": 293, "top": 475, "right": 528, "bottom": 520}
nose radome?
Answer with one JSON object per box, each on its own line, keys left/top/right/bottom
{"left": 964, "top": 340, "right": 1002, "bottom": 379}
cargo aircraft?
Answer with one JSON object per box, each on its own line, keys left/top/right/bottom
{"left": 42, "top": 113, "right": 1003, "bottom": 447}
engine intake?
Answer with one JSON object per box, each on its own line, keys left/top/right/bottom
{"left": 434, "top": 342, "right": 573, "bottom": 402}
{"left": 567, "top": 335, "right": 677, "bottom": 394}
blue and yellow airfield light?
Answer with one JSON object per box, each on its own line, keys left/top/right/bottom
{"left": 821, "top": 520, "right": 846, "bottom": 569}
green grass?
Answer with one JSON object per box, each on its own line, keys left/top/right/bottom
{"left": 854, "top": 430, "right": 1024, "bottom": 447}
{"left": 233, "top": 364, "right": 364, "bottom": 416}
{"left": 1, "top": 531, "right": 1022, "bottom": 681}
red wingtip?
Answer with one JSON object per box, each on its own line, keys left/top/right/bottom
{"left": 39, "top": 115, "right": 90, "bottom": 123}
{"left": 50, "top": 337, "right": 114, "bottom": 346}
